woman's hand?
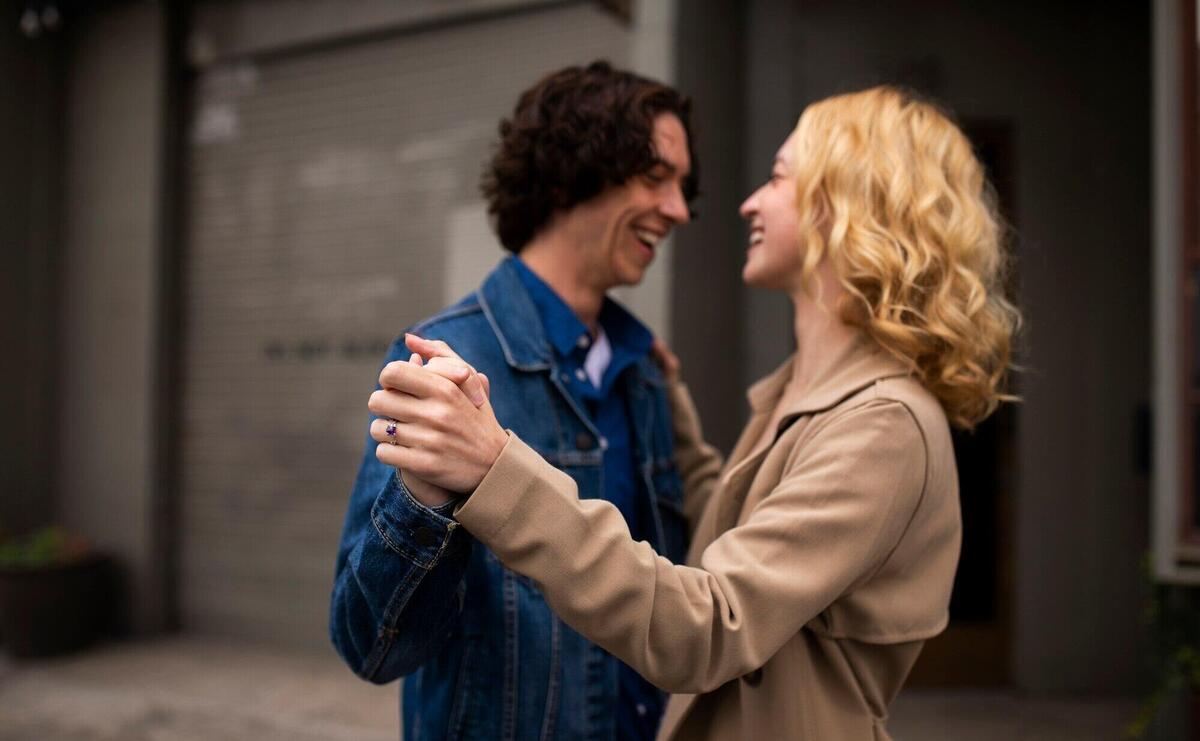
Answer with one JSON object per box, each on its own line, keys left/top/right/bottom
{"left": 368, "top": 334, "right": 507, "bottom": 495}
{"left": 651, "top": 338, "right": 682, "bottom": 383}
{"left": 388, "top": 351, "right": 484, "bottom": 508}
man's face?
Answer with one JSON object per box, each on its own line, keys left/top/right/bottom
{"left": 569, "top": 113, "right": 692, "bottom": 289}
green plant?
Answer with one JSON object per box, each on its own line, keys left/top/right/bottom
{"left": 1126, "top": 558, "right": 1200, "bottom": 739}
{"left": 0, "top": 526, "right": 91, "bottom": 570}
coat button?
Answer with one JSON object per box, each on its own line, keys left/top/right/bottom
{"left": 413, "top": 527, "right": 439, "bottom": 548}
{"left": 742, "top": 668, "right": 763, "bottom": 687}
{"left": 575, "top": 432, "right": 596, "bottom": 451}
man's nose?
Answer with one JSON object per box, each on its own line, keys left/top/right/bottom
{"left": 660, "top": 185, "right": 690, "bottom": 225}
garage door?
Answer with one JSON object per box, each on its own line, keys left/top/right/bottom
{"left": 180, "top": 3, "right": 630, "bottom": 647}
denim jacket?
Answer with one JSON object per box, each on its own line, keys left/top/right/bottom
{"left": 330, "top": 257, "right": 688, "bottom": 740}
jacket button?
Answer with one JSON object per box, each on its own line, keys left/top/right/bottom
{"left": 742, "top": 668, "right": 763, "bottom": 687}
{"left": 575, "top": 432, "right": 596, "bottom": 451}
{"left": 413, "top": 527, "right": 439, "bottom": 548}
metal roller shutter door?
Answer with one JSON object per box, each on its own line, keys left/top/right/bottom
{"left": 181, "top": 4, "right": 630, "bottom": 646}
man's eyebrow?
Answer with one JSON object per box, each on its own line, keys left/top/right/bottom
{"left": 651, "top": 156, "right": 692, "bottom": 179}
{"left": 650, "top": 156, "right": 676, "bottom": 172}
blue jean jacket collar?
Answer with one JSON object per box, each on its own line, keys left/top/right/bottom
{"left": 477, "top": 255, "right": 556, "bottom": 372}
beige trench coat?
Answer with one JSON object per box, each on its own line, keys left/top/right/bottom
{"left": 454, "top": 336, "right": 961, "bottom": 740}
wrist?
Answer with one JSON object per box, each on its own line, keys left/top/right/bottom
{"left": 401, "top": 470, "right": 456, "bottom": 508}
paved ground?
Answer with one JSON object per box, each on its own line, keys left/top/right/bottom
{"left": 0, "top": 637, "right": 1143, "bottom": 740}
{"left": 0, "top": 638, "right": 396, "bottom": 741}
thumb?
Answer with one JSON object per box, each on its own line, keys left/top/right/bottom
{"left": 423, "top": 356, "right": 486, "bottom": 408}
{"left": 405, "top": 333, "right": 464, "bottom": 363}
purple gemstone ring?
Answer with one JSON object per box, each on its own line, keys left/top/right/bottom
{"left": 385, "top": 420, "right": 398, "bottom": 444}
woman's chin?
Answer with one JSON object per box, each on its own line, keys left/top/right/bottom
{"left": 742, "top": 263, "right": 769, "bottom": 288}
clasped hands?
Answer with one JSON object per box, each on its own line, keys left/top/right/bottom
{"left": 368, "top": 334, "right": 507, "bottom": 508}
{"left": 368, "top": 333, "right": 682, "bottom": 509}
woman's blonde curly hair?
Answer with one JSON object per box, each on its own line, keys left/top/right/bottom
{"left": 792, "top": 86, "right": 1021, "bottom": 429}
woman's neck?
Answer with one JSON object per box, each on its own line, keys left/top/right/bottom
{"left": 787, "top": 263, "right": 860, "bottom": 391}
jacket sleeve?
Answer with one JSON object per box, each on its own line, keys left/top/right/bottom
{"left": 452, "top": 399, "right": 926, "bottom": 694}
{"left": 328, "top": 343, "right": 473, "bottom": 684}
{"left": 667, "top": 382, "right": 725, "bottom": 534}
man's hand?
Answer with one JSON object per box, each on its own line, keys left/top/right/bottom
{"left": 368, "top": 335, "right": 506, "bottom": 496}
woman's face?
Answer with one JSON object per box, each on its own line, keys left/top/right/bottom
{"left": 739, "top": 131, "right": 804, "bottom": 291}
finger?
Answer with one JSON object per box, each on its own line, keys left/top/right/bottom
{"left": 459, "top": 370, "right": 486, "bottom": 408}
{"left": 423, "top": 356, "right": 471, "bottom": 383}
{"left": 379, "top": 359, "right": 457, "bottom": 400}
{"left": 423, "top": 357, "right": 485, "bottom": 407}
{"left": 651, "top": 338, "right": 676, "bottom": 365}
{"left": 651, "top": 338, "right": 681, "bottom": 379}
{"left": 375, "top": 442, "right": 441, "bottom": 481}
{"left": 405, "top": 333, "right": 464, "bottom": 363}
{"left": 478, "top": 372, "right": 490, "bottom": 399}
{"left": 375, "top": 439, "right": 420, "bottom": 470}
{"left": 369, "top": 417, "right": 429, "bottom": 448}
{"left": 368, "top": 389, "right": 424, "bottom": 422}
{"left": 409, "top": 352, "right": 423, "bottom": 367}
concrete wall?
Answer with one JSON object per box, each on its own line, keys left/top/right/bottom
{"left": 0, "top": 0, "right": 62, "bottom": 535}
{"left": 743, "top": 0, "right": 1151, "bottom": 692}
{"left": 57, "top": 1, "right": 166, "bottom": 633}
{"left": 176, "top": 0, "right": 637, "bottom": 649}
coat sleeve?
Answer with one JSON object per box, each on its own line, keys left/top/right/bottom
{"left": 452, "top": 399, "right": 927, "bottom": 694}
{"left": 668, "top": 382, "right": 726, "bottom": 534}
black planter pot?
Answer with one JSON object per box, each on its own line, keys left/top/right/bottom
{"left": 0, "top": 553, "right": 116, "bottom": 658}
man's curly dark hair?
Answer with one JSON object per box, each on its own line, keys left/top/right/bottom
{"left": 481, "top": 60, "right": 699, "bottom": 253}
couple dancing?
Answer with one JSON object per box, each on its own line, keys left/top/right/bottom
{"left": 331, "top": 61, "right": 1018, "bottom": 741}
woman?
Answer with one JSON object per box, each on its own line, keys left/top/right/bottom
{"left": 370, "top": 86, "right": 1019, "bottom": 740}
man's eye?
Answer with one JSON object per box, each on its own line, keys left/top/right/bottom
{"left": 645, "top": 170, "right": 667, "bottom": 184}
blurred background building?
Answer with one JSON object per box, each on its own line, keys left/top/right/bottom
{"left": 1, "top": 0, "right": 1197, "bottom": 736}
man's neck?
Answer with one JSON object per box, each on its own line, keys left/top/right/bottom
{"left": 517, "top": 234, "right": 606, "bottom": 332}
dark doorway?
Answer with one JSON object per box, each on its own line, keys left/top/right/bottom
{"left": 908, "top": 120, "right": 1018, "bottom": 686}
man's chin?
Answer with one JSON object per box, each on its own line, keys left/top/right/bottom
{"left": 610, "top": 257, "right": 651, "bottom": 287}
{"left": 618, "top": 266, "right": 649, "bottom": 287}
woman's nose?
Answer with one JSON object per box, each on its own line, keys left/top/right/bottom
{"left": 739, "top": 190, "right": 758, "bottom": 219}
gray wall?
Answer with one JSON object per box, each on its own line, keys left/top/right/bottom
{"left": 56, "top": 1, "right": 167, "bottom": 633}
{"left": 0, "top": 0, "right": 62, "bottom": 536}
{"left": 178, "top": 1, "right": 634, "bottom": 647}
{"left": 742, "top": 0, "right": 1150, "bottom": 693}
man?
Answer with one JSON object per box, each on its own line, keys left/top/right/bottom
{"left": 330, "top": 61, "right": 697, "bottom": 740}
